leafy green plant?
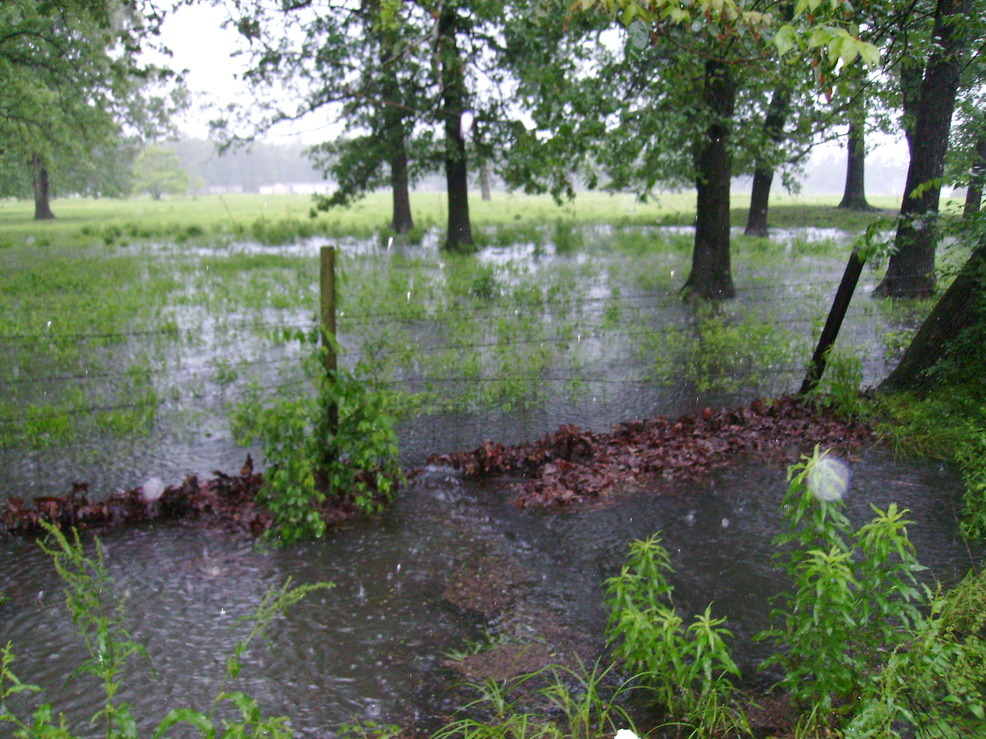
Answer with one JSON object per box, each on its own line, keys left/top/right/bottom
{"left": 0, "top": 522, "right": 331, "bottom": 738}
{"left": 806, "top": 345, "right": 865, "bottom": 417}
{"left": 230, "top": 361, "right": 402, "bottom": 544}
{"left": 846, "top": 566, "right": 986, "bottom": 738}
{"left": 604, "top": 535, "right": 748, "bottom": 737}
{"left": 759, "top": 448, "right": 927, "bottom": 722}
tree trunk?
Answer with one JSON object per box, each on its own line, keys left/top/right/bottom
{"left": 900, "top": 57, "right": 923, "bottom": 160}
{"left": 874, "top": 0, "right": 970, "bottom": 299}
{"left": 479, "top": 157, "right": 492, "bottom": 201}
{"left": 438, "top": 6, "right": 473, "bottom": 251}
{"left": 32, "top": 153, "right": 55, "bottom": 220}
{"left": 377, "top": 17, "right": 414, "bottom": 235}
{"left": 684, "top": 59, "right": 736, "bottom": 300}
{"left": 963, "top": 136, "right": 986, "bottom": 217}
{"left": 745, "top": 86, "right": 790, "bottom": 237}
{"left": 388, "top": 143, "right": 414, "bottom": 233}
{"left": 879, "top": 243, "right": 986, "bottom": 393}
{"left": 837, "top": 121, "right": 874, "bottom": 211}
{"left": 745, "top": 167, "right": 775, "bottom": 238}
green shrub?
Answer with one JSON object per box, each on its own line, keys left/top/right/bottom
{"left": 231, "top": 363, "right": 402, "bottom": 544}
{"left": 758, "top": 447, "right": 944, "bottom": 731}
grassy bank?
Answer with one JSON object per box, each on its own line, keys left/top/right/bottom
{"left": 0, "top": 191, "right": 906, "bottom": 249}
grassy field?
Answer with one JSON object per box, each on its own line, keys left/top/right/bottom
{"left": 0, "top": 190, "right": 907, "bottom": 248}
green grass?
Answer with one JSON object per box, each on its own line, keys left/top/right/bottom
{"left": 0, "top": 191, "right": 927, "bottom": 250}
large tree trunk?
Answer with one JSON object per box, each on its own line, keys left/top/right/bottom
{"left": 684, "top": 59, "right": 736, "bottom": 300}
{"left": 879, "top": 243, "right": 986, "bottom": 393}
{"left": 900, "top": 57, "right": 923, "bottom": 160}
{"left": 32, "top": 153, "right": 55, "bottom": 220}
{"left": 438, "top": 6, "right": 473, "bottom": 252}
{"left": 874, "top": 0, "right": 970, "bottom": 299}
{"left": 963, "top": 136, "right": 986, "bottom": 217}
{"left": 745, "top": 86, "right": 791, "bottom": 237}
{"left": 837, "top": 121, "right": 874, "bottom": 211}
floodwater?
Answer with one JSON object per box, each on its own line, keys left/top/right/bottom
{"left": 1, "top": 227, "right": 981, "bottom": 735}
{"left": 1, "top": 450, "right": 979, "bottom": 737}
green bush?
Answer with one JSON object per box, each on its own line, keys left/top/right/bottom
{"left": 604, "top": 535, "right": 748, "bottom": 736}
{"left": 231, "top": 363, "right": 402, "bottom": 544}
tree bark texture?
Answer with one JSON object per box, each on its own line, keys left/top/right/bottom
{"left": 837, "top": 121, "right": 874, "bottom": 211}
{"left": 963, "top": 136, "right": 986, "bottom": 217}
{"left": 745, "top": 86, "right": 791, "bottom": 237}
{"left": 438, "top": 6, "right": 473, "bottom": 251}
{"left": 900, "top": 57, "right": 924, "bottom": 160}
{"left": 880, "top": 243, "right": 986, "bottom": 393}
{"left": 685, "top": 59, "right": 736, "bottom": 300}
{"left": 875, "top": 0, "right": 970, "bottom": 298}
{"left": 32, "top": 153, "right": 55, "bottom": 220}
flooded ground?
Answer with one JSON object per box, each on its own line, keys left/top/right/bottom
{"left": 1, "top": 226, "right": 977, "bottom": 736}
{"left": 0, "top": 225, "right": 916, "bottom": 501}
{"left": 0, "top": 449, "right": 979, "bottom": 737}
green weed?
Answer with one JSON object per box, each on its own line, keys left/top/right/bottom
{"left": 0, "top": 521, "right": 332, "bottom": 738}
{"left": 604, "top": 535, "right": 748, "bottom": 736}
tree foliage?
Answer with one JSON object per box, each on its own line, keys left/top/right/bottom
{"left": 0, "top": 0, "right": 184, "bottom": 210}
{"left": 131, "top": 145, "right": 193, "bottom": 199}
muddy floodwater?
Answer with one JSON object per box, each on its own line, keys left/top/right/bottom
{"left": 1, "top": 228, "right": 982, "bottom": 735}
{"left": 1, "top": 449, "right": 981, "bottom": 737}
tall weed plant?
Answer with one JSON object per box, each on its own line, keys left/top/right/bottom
{"left": 604, "top": 535, "right": 748, "bottom": 737}
{"left": 0, "top": 522, "right": 331, "bottom": 738}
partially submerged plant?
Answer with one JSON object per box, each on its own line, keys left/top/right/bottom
{"left": 604, "top": 534, "right": 748, "bottom": 737}
{"left": 0, "top": 521, "right": 332, "bottom": 738}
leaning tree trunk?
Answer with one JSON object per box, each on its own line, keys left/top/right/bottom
{"left": 32, "top": 153, "right": 55, "bottom": 220}
{"left": 438, "top": 6, "right": 473, "bottom": 252}
{"left": 837, "top": 121, "right": 874, "bottom": 211}
{"left": 880, "top": 243, "right": 986, "bottom": 393}
{"left": 963, "top": 136, "right": 986, "bottom": 217}
{"left": 745, "top": 86, "right": 791, "bottom": 237}
{"left": 874, "top": 0, "right": 970, "bottom": 299}
{"left": 684, "top": 59, "right": 736, "bottom": 300}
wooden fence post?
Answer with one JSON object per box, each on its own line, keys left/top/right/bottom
{"left": 320, "top": 246, "right": 338, "bottom": 435}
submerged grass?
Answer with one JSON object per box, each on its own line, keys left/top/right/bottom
{"left": 0, "top": 191, "right": 936, "bottom": 490}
